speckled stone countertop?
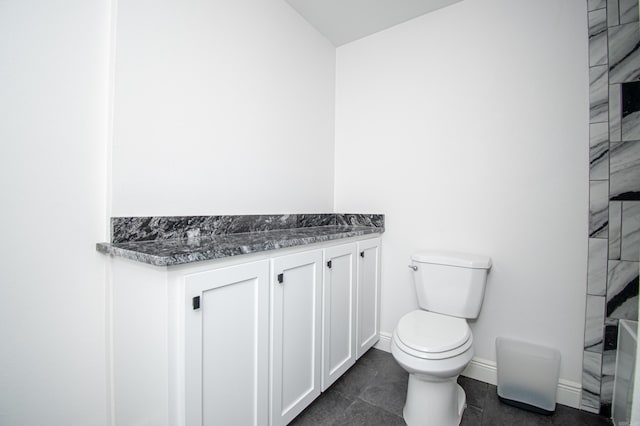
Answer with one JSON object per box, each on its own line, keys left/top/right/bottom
{"left": 96, "top": 214, "right": 384, "bottom": 267}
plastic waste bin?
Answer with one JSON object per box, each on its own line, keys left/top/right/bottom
{"left": 496, "top": 337, "right": 561, "bottom": 414}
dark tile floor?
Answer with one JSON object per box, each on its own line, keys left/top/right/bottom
{"left": 291, "top": 348, "right": 613, "bottom": 426}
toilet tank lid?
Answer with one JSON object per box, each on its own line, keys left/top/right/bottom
{"left": 411, "top": 250, "right": 492, "bottom": 269}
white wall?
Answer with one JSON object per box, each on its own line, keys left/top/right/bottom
{"left": 111, "top": 0, "right": 336, "bottom": 217}
{"left": 334, "top": 0, "right": 589, "bottom": 383}
{"left": 0, "top": 0, "right": 591, "bottom": 421}
{"left": 0, "top": 1, "right": 110, "bottom": 425}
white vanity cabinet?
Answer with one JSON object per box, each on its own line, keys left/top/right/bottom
{"left": 356, "top": 238, "right": 382, "bottom": 359}
{"left": 184, "top": 260, "right": 270, "bottom": 426}
{"left": 108, "top": 235, "right": 381, "bottom": 426}
{"left": 322, "top": 243, "right": 357, "bottom": 391}
{"left": 270, "top": 250, "right": 323, "bottom": 426}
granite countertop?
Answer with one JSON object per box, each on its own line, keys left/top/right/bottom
{"left": 96, "top": 214, "right": 384, "bottom": 267}
{"left": 97, "top": 225, "right": 382, "bottom": 266}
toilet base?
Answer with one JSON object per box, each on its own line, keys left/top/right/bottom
{"left": 403, "top": 374, "right": 466, "bottom": 426}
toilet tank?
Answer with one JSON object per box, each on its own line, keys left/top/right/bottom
{"left": 411, "top": 251, "right": 492, "bottom": 319}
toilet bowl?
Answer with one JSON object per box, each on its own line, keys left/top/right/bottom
{"left": 391, "top": 310, "right": 474, "bottom": 426}
{"left": 391, "top": 251, "right": 491, "bottom": 426}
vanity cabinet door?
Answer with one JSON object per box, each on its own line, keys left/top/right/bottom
{"left": 356, "top": 237, "right": 382, "bottom": 359}
{"left": 322, "top": 243, "right": 357, "bottom": 391}
{"left": 184, "top": 260, "right": 270, "bottom": 426}
{"left": 270, "top": 249, "right": 323, "bottom": 426}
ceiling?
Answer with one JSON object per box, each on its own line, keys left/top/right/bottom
{"left": 285, "top": 0, "right": 463, "bottom": 46}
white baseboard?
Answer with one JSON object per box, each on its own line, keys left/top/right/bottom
{"left": 374, "top": 331, "right": 392, "bottom": 353}
{"left": 374, "top": 332, "right": 582, "bottom": 410}
{"left": 462, "top": 357, "right": 498, "bottom": 386}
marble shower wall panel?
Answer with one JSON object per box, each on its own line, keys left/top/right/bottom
{"left": 607, "top": 0, "right": 640, "bottom": 25}
{"left": 608, "top": 22, "right": 640, "bottom": 84}
{"left": 610, "top": 201, "right": 623, "bottom": 260}
{"left": 606, "top": 260, "right": 640, "bottom": 320}
{"left": 590, "top": 180, "right": 610, "bottom": 237}
{"left": 589, "top": 238, "right": 609, "bottom": 296}
{"left": 586, "top": 0, "right": 640, "bottom": 414}
{"left": 610, "top": 85, "right": 622, "bottom": 142}
{"left": 581, "top": 350, "right": 603, "bottom": 413}
{"left": 610, "top": 142, "right": 640, "bottom": 200}
{"left": 604, "top": 320, "right": 620, "bottom": 351}
{"left": 590, "top": 123, "right": 610, "bottom": 180}
{"left": 622, "top": 81, "right": 640, "bottom": 140}
{"left": 600, "top": 320, "right": 622, "bottom": 415}
{"left": 591, "top": 65, "right": 609, "bottom": 122}
{"left": 621, "top": 202, "right": 640, "bottom": 260}
{"left": 619, "top": 0, "right": 639, "bottom": 24}
{"left": 607, "top": 0, "right": 620, "bottom": 26}
{"left": 589, "top": 9, "right": 608, "bottom": 66}
{"left": 585, "top": 295, "right": 607, "bottom": 352}
{"left": 600, "top": 342, "right": 618, "bottom": 412}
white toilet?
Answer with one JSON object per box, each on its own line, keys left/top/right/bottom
{"left": 391, "top": 250, "right": 492, "bottom": 426}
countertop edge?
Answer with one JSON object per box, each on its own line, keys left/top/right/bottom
{"left": 96, "top": 227, "right": 384, "bottom": 267}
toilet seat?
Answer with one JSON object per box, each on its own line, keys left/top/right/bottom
{"left": 394, "top": 310, "right": 472, "bottom": 360}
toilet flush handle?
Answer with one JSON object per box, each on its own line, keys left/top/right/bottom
{"left": 408, "top": 265, "right": 418, "bottom": 271}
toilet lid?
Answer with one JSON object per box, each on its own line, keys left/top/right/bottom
{"left": 396, "top": 310, "right": 471, "bottom": 354}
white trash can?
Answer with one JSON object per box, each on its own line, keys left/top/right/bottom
{"left": 496, "top": 337, "right": 561, "bottom": 414}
